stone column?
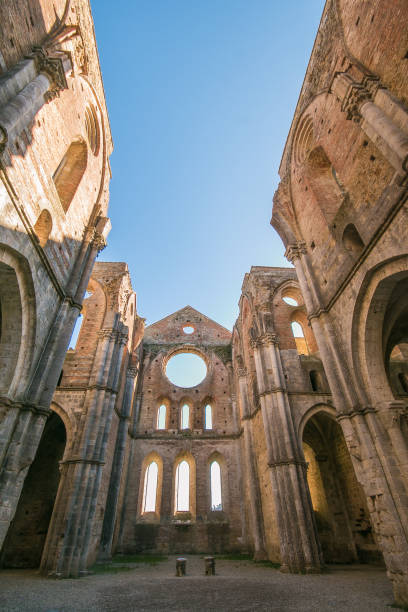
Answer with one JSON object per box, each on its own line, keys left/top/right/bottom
{"left": 0, "top": 48, "right": 70, "bottom": 158}
{"left": 252, "top": 332, "right": 323, "bottom": 572}
{"left": 237, "top": 367, "right": 267, "bottom": 559}
{"left": 40, "top": 326, "right": 127, "bottom": 577}
{"left": 0, "top": 229, "right": 107, "bottom": 552}
{"left": 285, "top": 243, "right": 408, "bottom": 602}
{"left": 331, "top": 72, "right": 408, "bottom": 176}
{"left": 98, "top": 364, "right": 139, "bottom": 560}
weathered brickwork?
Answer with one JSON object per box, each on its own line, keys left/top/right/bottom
{"left": 1, "top": 0, "right": 407, "bottom": 606}
{"left": 272, "top": 0, "right": 408, "bottom": 604}
{"left": 116, "top": 306, "right": 245, "bottom": 555}
{"left": 0, "top": 0, "right": 112, "bottom": 575}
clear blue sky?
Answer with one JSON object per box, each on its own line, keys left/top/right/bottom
{"left": 92, "top": 0, "right": 325, "bottom": 331}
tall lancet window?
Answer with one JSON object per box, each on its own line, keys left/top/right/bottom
{"left": 205, "top": 404, "right": 212, "bottom": 429}
{"left": 210, "top": 461, "right": 222, "bottom": 511}
{"left": 157, "top": 404, "right": 166, "bottom": 429}
{"left": 142, "top": 461, "right": 158, "bottom": 513}
{"left": 175, "top": 460, "right": 190, "bottom": 512}
{"left": 181, "top": 404, "right": 190, "bottom": 430}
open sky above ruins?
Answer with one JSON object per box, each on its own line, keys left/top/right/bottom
{"left": 93, "top": 0, "right": 325, "bottom": 331}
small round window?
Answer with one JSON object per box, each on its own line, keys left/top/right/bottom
{"left": 166, "top": 352, "right": 207, "bottom": 387}
{"left": 183, "top": 325, "right": 195, "bottom": 334}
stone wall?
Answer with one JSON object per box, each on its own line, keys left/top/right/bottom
{"left": 0, "top": 0, "right": 112, "bottom": 567}
{"left": 271, "top": 0, "right": 408, "bottom": 603}
{"left": 116, "top": 306, "right": 246, "bottom": 555}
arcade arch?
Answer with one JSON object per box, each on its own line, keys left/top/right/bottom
{"left": 301, "top": 409, "right": 381, "bottom": 564}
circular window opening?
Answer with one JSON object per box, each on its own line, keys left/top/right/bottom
{"left": 166, "top": 352, "right": 207, "bottom": 387}
{"left": 282, "top": 296, "right": 298, "bottom": 306}
{"left": 183, "top": 325, "right": 195, "bottom": 334}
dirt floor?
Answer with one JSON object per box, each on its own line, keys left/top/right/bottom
{"left": 0, "top": 556, "right": 394, "bottom": 611}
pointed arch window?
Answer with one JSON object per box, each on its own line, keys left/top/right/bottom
{"left": 175, "top": 460, "right": 190, "bottom": 512}
{"left": 53, "top": 139, "right": 88, "bottom": 212}
{"left": 291, "top": 320, "right": 309, "bottom": 356}
{"left": 142, "top": 461, "right": 158, "bottom": 513}
{"left": 157, "top": 404, "right": 166, "bottom": 429}
{"left": 181, "top": 404, "right": 190, "bottom": 430}
{"left": 210, "top": 461, "right": 222, "bottom": 511}
{"left": 205, "top": 404, "right": 212, "bottom": 429}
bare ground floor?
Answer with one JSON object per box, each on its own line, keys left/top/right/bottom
{"left": 0, "top": 557, "right": 393, "bottom": 611}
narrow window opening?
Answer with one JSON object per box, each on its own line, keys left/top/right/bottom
{"left": 210, "top": 461, "right": 222, "bottom": 511}
{"left": 309, "top": 370, "right": 321, "bottom": 392}
{"left": 142, "top": 461, "right": 158, "bottom": 513}
{"left": 34, "top": 209, "right": 52, "bottom": 247}
{"left": 342, "top": 224, "right": 364, "bottom": 256}
{"left": 291, "top": 321, "right": 304, "bottom": 338}
{"left": 181, "top": 404, "right": 190, "bottom": 430}
{"left": 53, "top": 139, "right": 87, "bottom": 212}
{"left": 69, "top": 314, "right": 83, "bottom": 350}
{"left": 157, "top": 404, "right": 166, "bottom": 429}
{"left": 175, "top": 460, "right": 189, "bottom": 512}
{"left": 205, "top": 404, "right": 212, "bottom": 429}
{"left": 398, "top": 372, "right": 408, "bottom": 394}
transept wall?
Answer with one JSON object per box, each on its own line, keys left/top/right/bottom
{"left": 0, "top": 0, "right": 407, "bottom": 606}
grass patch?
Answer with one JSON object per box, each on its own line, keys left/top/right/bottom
{"left": 91, "top": 564, "right": 134, "bottom": 575}
{"left": 389, "top": 605, "right": 408, "bottom": 611}
{"left": 111, "top": 554, "right": 168, "bottom": 565}
{"left": 215, "top": 553, "right": 252, "bottom": 561}
{"left": 255, "top": 560, "right": 281, "bottom": 569}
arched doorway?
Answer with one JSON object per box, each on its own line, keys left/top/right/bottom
{"left": 302, "top": 410, "right": 382, "bottom": 564}
{"left": 0, "top": 412, "right": 66, "bottom": 568}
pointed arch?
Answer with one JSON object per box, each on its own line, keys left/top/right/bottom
{"left": 53, "top": 138, "right": 88, "bottom": 213}
{"left": 173, "top": 452, "right": 196, "bottom": 517}
{"left": 139, "top": 452, "right": 163, "bottom": 517}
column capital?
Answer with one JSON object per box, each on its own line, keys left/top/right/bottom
{"left": 237, "top": 367, "right": 247, "bottom": 378}
{"left": 330, "top": 71, "right": 380, "bottom": 122}
{"left": 31, "top": 47, "right": 69, "bottom": 102}
{"left": 91, "top": 230, "right": 107, "bottom": 253}
{"left": 285, "top": 242, "right": 307, "bottom": 263}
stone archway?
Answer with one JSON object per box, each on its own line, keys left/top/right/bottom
{"left": 302, "top": 410, "right": 382, "bottom": 564}
{"left": 0, "top": 412, "right": 66, "bottom": 568}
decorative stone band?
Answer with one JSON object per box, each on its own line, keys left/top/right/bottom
{"left": 0, "top": 396, "right": 51, "bottom": 417}
{"left": 259, "top": 387, "right": 286, "bottom": 397}
{"left": 285, "top": 242, "right": 307, "bottom": 263}
{"left": 60, "top": 458, "right": 105, "bottom": 466}
{"left": 336, "top": 404, "right": 376, "bottom": 421}
{"left": 268, "top": 458, "right": 307, "bottom": 469}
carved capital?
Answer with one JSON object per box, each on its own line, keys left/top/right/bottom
{"left": 119, "top": 331, "right": 129, "bottom": 346}
{"left": 285, "top": 242, "right": 306, "bottom": 263}
{"left": 32, "top": 47, "right": 68, "bottom": 102}
{"left": 331, "top": 72, "right": 376, "bottom": 122}
{"left": 259, "top": 332, "right": 278, "bottom": 346}
{"left": 237, "top": 367, "right": 247, "bottom": 378}
{"left": 127, "top": 366, "right": 139, "bottom": 378}
{"left": 98, "top": 328, "right": 115, "bottom": 341}
{"left": 91, "top": 230, "right": 106, "bottom": 253}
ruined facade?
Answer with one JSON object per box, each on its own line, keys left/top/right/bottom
{"left": 271, "top": 0, "right": 408, "bottom": 603}
{"left": 0, "top": 0, "right": 112, "bottom": 569}
{"left": 1, "top": 0, "right": 408, "bottom": 608}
